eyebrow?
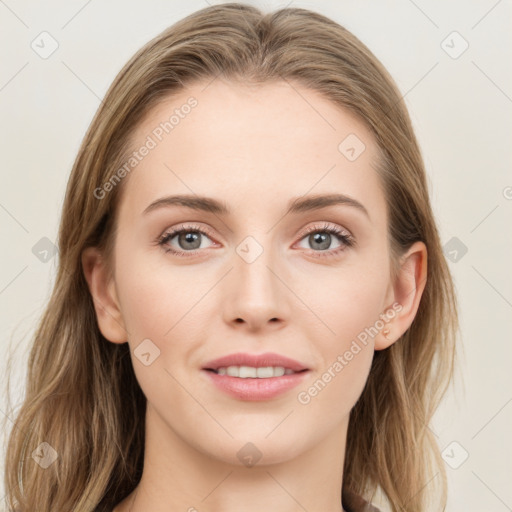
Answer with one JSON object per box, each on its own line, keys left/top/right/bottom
{"left": 142, "top": 193, "right": 370, "bottom": 219}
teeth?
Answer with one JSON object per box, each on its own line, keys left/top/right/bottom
{"left": 216, "top": 366, "right": 295, "bottom": 378}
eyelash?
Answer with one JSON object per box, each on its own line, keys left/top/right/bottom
{"left": 156, "top": 222, "right": 355, "bottom": 259}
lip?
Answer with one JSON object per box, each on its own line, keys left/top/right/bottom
{"left": 203, "top": 370, "right": 310, "bottom": 401}
{"left": 202, "top": 352, "right": 309, "bottom": 372}
{"left": 202, "top": 352, "right": 310, "bottom": 401}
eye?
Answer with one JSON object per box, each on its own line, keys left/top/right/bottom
{"left": 157, "top": 224, "right": 217, "bottom": 256}
{"left": 295, "top": 223, "right": 355, "bottom": 258}
{"left": 156, "top": 222, "right": 355, "bottom": 259}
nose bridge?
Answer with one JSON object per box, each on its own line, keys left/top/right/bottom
{"left": 225, "top": 232, "right": 289, "bottom": 328}
{"left": 235, "top": 233, "right": 279, "bottom": 301}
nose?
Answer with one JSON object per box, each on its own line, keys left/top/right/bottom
{"left": 222, "top": 239, "right": 291, "bottom": 332}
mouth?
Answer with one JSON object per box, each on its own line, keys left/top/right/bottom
{"left": 202, "top": 368, "right": 310, "bottom": 401}
{"left": 202, "top": 351, "right": 309, "bottom": 373}
{"left": 204, "top": 366, "right": 308, "bottom": 378}
{"left": 201, "top": 352, "right": 311, "bottom": 401}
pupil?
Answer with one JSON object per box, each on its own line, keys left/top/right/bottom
{"left": 311, "top": 232, "right": 330, "bottom": 250}
{"left": 180, "top": 231, "right": 201, "bottom": 249}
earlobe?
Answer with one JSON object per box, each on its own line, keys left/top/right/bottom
{"left": 81, "top": 247, "right": 128, "bottom": 344}
{"left": 375, "top": 241, "right": 427, "bottom": 350}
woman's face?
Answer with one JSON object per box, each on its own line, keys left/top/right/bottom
{"left": 98, "top": 78, "right": 401, "bottom": 466}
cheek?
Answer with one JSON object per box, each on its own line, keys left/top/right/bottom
{"left": 292, "top": 319, "right": 375, "bottom": 446}
{"left": 297, "top": 259, "right": 388, "bottom": 400}
{"left": 115, "top": 250, "right": 204, "bottom": 340}
{"left": 296, "top": 344, "right": 374, "bottom": 419}
{"left": 114, "top": 252, "right": 212, "bottom": 393}
{"left": 297, "top": 259, "right": 390, "bottom": 346}
{"left": 280, "top": 265, "right": 388, "bottom": 419}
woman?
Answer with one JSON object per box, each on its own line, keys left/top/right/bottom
{"left": 3, "top": 3, "right": 458, "bottom": 511}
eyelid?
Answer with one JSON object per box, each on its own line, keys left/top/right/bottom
{"left": 163, "top": 222, "right": 216, "bottom": 239}
{"left": 157, "top": 221, "right": 355, "bottom": 257}
{"left": 298, "top": 222, "right": 353, "bottom": 239}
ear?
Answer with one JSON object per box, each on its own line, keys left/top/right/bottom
{"left": 375, "top": 241, "right": 427, "bottom": 350}
{"left": 81, "top": 247, "right": 127, "bottom": 344}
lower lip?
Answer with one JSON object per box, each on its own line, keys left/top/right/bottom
{"left": 202, "top": 369, "right": 310, "bottom": 401}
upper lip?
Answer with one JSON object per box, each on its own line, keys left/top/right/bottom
{"left": 202, "top": 352, "right": 309, "bottom": 372}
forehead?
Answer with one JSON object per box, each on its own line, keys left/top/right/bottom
{"left": 118, "top": 78, "right": 386, "bottom": 224}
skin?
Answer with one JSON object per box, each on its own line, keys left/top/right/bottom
{"left": 83, "top": 78, "right": 427, "bottom": 512}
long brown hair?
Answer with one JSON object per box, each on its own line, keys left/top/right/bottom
{"left": 3, "top": 3, "right": 458, "bottom": 511}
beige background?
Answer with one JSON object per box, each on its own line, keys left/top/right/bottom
{"left": 1, "top": 1, "right": 511, "bottom": 510}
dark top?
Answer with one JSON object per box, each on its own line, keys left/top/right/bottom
{"left": 343, "top": 489, "right": 382, "bottom": 512}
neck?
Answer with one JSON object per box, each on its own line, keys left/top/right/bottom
{"left": 113, "top": 403, "right": 349, "bottom": 512}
